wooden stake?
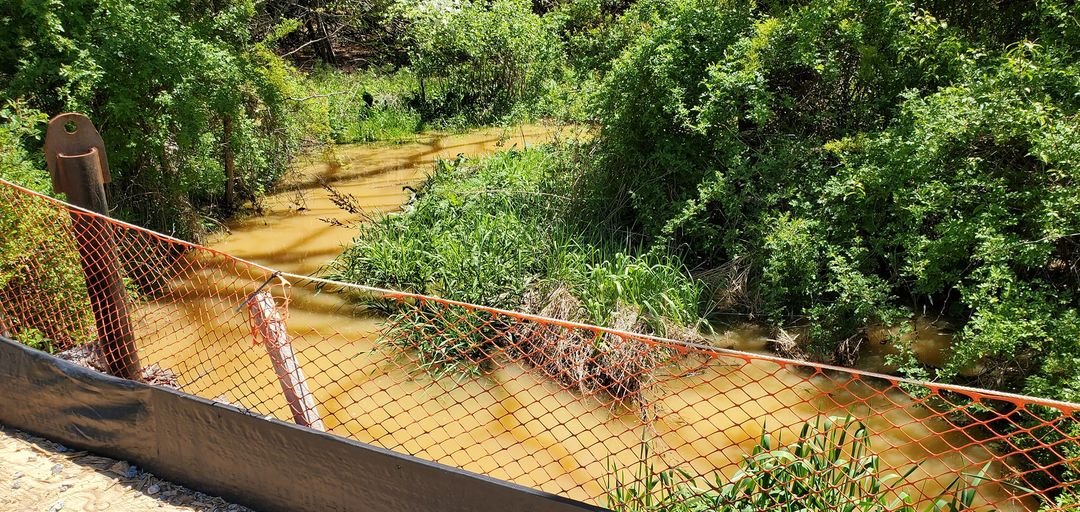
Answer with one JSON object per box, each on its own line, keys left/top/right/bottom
{"left": 247, "top": 290, "right": 324, "bottom": 430}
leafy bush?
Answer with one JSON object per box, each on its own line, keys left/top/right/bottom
{"left": 826, "top": 49, "right": 1080, "bottom": 390}
{"left": 546, "top": 0, "right": 630, "bottom": 71}
{"left": 0, "top": 103, "right": 50, "bottom": 192}
{"left": 581, "top": 0, "right": 1080, "bottom": 401}
{"left": 0, "top": 102, "right": 94, "bottom": 351}
{"left": 399, "top": 0, "right": 565, "bottom": 122}
{"left": 606, "top": 416, "right": 985, "bottom": 512}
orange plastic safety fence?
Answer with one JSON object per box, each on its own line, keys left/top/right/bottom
{"left": 2, "top": 178, "right": 1079, "bottom": 511}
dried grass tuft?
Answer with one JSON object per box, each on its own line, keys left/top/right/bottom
{"left": 695, "top": 255, "right": 754, "bottom": 313}
{"left": 518, "top": 285, "right": 663, "bottom": 404}
{"left": 768, "top": 327, "right": 809, "bottom": 361}
{"left": 832, "top": 334, "right": 863, "bottom": 367}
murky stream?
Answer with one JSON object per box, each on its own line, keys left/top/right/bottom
{"left": 136, "top": 125, "right": 1031, "bottom": 509}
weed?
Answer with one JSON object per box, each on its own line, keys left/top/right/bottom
{"left": 606, "top": 416, "right": 989, "bottom": 512}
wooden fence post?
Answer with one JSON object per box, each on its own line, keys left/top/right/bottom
{"left": 247, "top": 290, "right": 324, "bottom": 430}
{"left": 44, "top": 113, "right": 141, "bottom": 380}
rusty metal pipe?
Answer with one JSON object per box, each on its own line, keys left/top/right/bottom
{"left": 56, "top": 147, "right": 141, "bottom": 380}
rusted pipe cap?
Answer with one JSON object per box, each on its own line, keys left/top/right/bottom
{"left": 44, "top": 113, "right": 111, "bottom": 193}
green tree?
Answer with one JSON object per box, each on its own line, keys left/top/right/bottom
{"left": 585, "top": 0, "right": 1080, "bottom": 398}
{"left": 0, "top": 0, "right": 316, "bottom": 239}
{"left": 399, "top": 0, "right": 565, "bottom": 122}
{"left": 0, "top": 102, "right": 94, "bottom": 351}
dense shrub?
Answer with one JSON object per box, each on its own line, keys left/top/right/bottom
{"left": 545, "top": 0, "right": 640, "bottom": 73}
{"left": 584, "top": 0, "right": 1080, "bottom": 401}
{"left": 827, "top": 51, "right": 1080, "bottom": 391}
{"left": 0, "top": 0, "right": 320, "bottom": 239}
{"left": 0, "top": 103, "right": 94, "bottom": 352}
{"left": 399, "top": 0, "right": 565, "bottom": 122}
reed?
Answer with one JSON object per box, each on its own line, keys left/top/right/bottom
{"left": 605, "top": 416, "right": 988, "bottom": 512}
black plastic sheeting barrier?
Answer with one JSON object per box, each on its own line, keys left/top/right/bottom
{"left": 0, "top": 336, "right": 608, "bottom": 512}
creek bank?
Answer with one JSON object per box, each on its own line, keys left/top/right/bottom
{"left": 154, "top": 126, "right": 1024, "bottom": 508}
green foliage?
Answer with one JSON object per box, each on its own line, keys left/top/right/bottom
{"left": 0, "top": 102, "right": 50, "bottom": 192}
{"left": 606, "top": 416, "right": 985, "bottom": 512}
{"left": 399, "top": 0, "right": 565, "bottom": 122}
{"left": 584, "top": 252, "right": 704, "bottom": 333}
{"left": 537, "top": 0, "right": 646, "bottom": 122}
{"left": 329, "top": 149, "right": 564, "bottom": 307}
{"left": 579, "top": 2, "right": 1080, "bottom": 492}
{"left": 827, "top": 48, "right": 1080, "bottom": 389}
{"left": 305, "top": 67, "right": 424, "bottom": 143}
{"left": 0, "top": 0, "right": 317, "bottom": 239}
{"left": 711, "top": 416, "right": 981, "bottom": 511}
{"left": 0, "top": 0, "right": 576, "bottom": 242}
{"left": 0, "top": 102, "right": 94, "bottom": 350}
{"left": 327, "top": 145, "right": 704, "bottom": 373}
{"left": 1, "top": 0, "right": 1074, "bottom": 420}
{"left": 582, "top": 0, "right": 1080, "bottom": 399}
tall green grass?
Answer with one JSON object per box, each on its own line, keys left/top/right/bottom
{"left": 325, "top": 144, "right": 706, "bottom": 376}
{"left": 301, "top": 64, "right": 576, "bottom": 145}
{"left": 606, "top": 416, "right": 987, "bottom": 512}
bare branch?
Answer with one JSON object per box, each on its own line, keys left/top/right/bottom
{"left": 281, "top": 36, "right": 327, "bottom": 58}
{"left": 287, "top": 90, "right": 350, "bottom": 102}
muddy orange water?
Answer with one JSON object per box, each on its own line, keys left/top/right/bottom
{"left": 135, "top": 125, "right": 1030, "bottom": 510}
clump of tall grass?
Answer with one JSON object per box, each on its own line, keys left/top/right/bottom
{"left": 606, "top": 416, "right": 988, "bottom": 512}
{"left": 325, "top": 145, "right": 707, "bottom": 396}
{"left": 381, "top": 302, "right": 503, "bottom": 377}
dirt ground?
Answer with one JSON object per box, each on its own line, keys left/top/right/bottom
{"left": 0, "top": 425, "right": 253, "bottom": 512}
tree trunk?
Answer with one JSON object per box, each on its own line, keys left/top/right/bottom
{"left": 223, "top": 116, "right": 235, "bottom": 209}
{"left": 314, "top": 11, "right": 337, "bottom": 66}
{"left": 304, "top": 19, "right": 327, "bottom": 62}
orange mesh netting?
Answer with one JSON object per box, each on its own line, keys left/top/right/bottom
{"left": 2, "top": 178, "right": 1079, "bottom": 511}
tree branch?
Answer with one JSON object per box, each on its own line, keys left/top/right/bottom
{"left": 281, "top": 36, "right": 326, "bottom": 58}
{"left": 287, "top": 90, "right": 352, "bottom": 102}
